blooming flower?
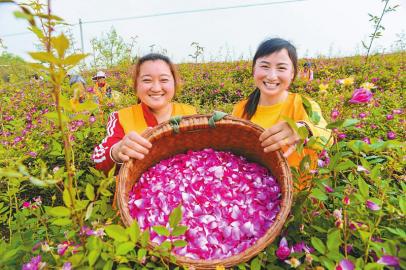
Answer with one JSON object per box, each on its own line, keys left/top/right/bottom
{"left": 358, "top": 112, "right": 367, "bottom": 119}
{"left": 323, "top": 183, "right": 334, "bottom": 193}
{"left": 22, "top": 201, "right": 31, "bottom": 209}
{"left": 331, "top": 109, "right": 340, "bottom": 121}
{"left": 387, "top": 131, "right": 396, "bottom": 140}
{"left": 89, "top": 115, "right": 96, "bottom": 124}
{"left": 386, "top": 114, "right": 394, "bottom": 120}
{"left": 292, "top": 242, "right": 313, "bottom": 253}
{"left": 343, "top": 196, "right": 350, "bottom": 205}
{"left": 392, "top": 109, "right": 402, "bottom": 115}
{"left": 339, "top": 77, "right": 354, "bottom": 86}
{"left": 62, "top": 262, "right": 72, "bottom": 270}
{"left": 357, "top": 166, "right": 369, "bottom": 174}
{"left": 349, "top": 88, "right": 373, "bottom": 104}
{"left": 336, "top": 259, "right": 354, "bottom": 270}
{"left": 362, "top": 137, "right": 371, "bottom": 144}
{"left": 345, "top": 244, "right": 353, "bottom": 254}
{"left": 319, "top": 83, "right": 329, "bottom": 94}
{"left": 285, "top": 257, "right": 301, "bottom": 268}
{"left": 276, "top": 237, "right": 291, "bottom": 260}
{"left": 22, "top": 255, "right": 46, "bottom": 270}
{"left": 360, "top": 82, "right": 375, "bottom": 90}
{"left": 338, "top": 133, "right": 346, "bottom": 140}
{"left": 333, "top": 209, "right": 342, "bottom": 220}
{"left": 366, "top": 200, "right": 381, "bottom": 211}
{"left": 377, "top": 255, "right": 400, "bottom": 267}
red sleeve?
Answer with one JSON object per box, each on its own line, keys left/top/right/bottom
{"left": 92, "top": 112, "right": 124, "bottom": 175}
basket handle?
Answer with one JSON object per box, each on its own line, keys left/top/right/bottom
{"left": 169, "top": 115, "right": 182, "bottom": 133}
{"left": 208, "top": 111, "right": 228, "bottom": 128}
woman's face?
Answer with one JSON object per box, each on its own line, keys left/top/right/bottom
{"left": 136, "top": 60, "right": 175, "bottom": 111}
{"left": 253, "top": 49, "right": 295, "bottom": 105}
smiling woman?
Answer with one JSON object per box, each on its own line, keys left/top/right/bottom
{"left": 232, "top": 38, "right": 332, "bottom": 189}
{"left": 92, "top": 53, "right": 197, "bottom": 175}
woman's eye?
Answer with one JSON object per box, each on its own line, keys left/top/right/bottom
{"left": 142, "top": 79, "right": 151, "bottom": 83}
{"left": 161, "top": 79, "right": 169, "bottom": 83}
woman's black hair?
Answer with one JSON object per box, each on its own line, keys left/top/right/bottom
{"left": 242, "top": 38, "right": 298, "bottom": 119}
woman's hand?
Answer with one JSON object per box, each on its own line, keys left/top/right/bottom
{"left": 259, "top": 121, "right": 301, "bottom": 158}
{"left": 111, "top": 131, "right": 152, "bottom": 163}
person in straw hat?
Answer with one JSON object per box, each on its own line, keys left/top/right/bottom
{"left": 232, "top": 38, "right": 332, "bottom": 189}
{"left": 92, "top": 53, "right": 197, "bottom": 175}
{"left": 92, "top": 70, "right": 112, "bottom": 104}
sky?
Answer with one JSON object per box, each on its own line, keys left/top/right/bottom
{"left": 0, "top": 0, "right": 405, "bottom": 63}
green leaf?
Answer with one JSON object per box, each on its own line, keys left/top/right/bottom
{"left": 364, "top": 262, "right": 384, "bottom": 270}
{"left": 152, "top": 225, "right": 170, "bottom": 237}
{"left": 13, "top": 11, "right": 32, "bottom": 21}
{"left": 320, "top": 256, "right": 335, "bottom": 270}
{"left": 250, "top": 257, "right": 261, "bottom": 270}
{"left": 86, "top": 183, "right": 95, "bottom": 201}
{"left": 327, "top": 229, "right": 342, "bottom": 253}
{"left": 359, "top": 230, "right": 371, "bottom": 243}
{"left": 326, "top": 118, "right": 359, "bottom": 129}
{"left": 105, "top": 225, "right": 128, "bottom": 242}
{"left": 75, "top": 99, "right": 99, "bottom": 112}
{"left": 282, "top": 116, "right": 299, "bottom": 133}
{"left": 358, "top": 177, "right": 369, "bottom": 198}
{"left": 52, "top": 218, "right": 72, "bottom": 226}
{"left": 334, "top": 160, "right": 356, "bottom": 172}
{"left": 1, "top": 248, "right": 19, "bottom": 262}
{"left": 51, "top": 34, "right": 69, "bottom": 58}
{"left": 311, "top": 188, "right": 328, "bottom": 201}
{"left": 127, "top": 220, "right": 141, "bottom": 243}
{"left": 43, "top": 111, "right": 69, "bottom": 123}
{"left": 347, "top": 140, "right": 365, "bottom": 154}
{"left": 140, "top": 230, "right": 150, "bottom": 247}
{"left": 137, "top": 248, "right": 147, "bottom": 262}
{"left": 28, "top": 51, "right": 59, "bottom": 64}
{"left": 172, "top": 225, "right": 188, "bottom": 237}
{"left": 116, "top": 241, "right": 135, "bottom": 255}
{"left": 64, "top": 53, "right": 88, "bottom": 66}
{"left": 342, "top": 118, "right": 360, "bottom": 128}
{"left": 47, "top": 206, "right": 70, "bottom": 217}
{"left": 311, "top": 237, "right": 326, "bottom": 254}
{"left": 169, "top": 204, "right": 182, "bottom": 228}
{"left": 88, "top": 249, "right": 99, "bottom": 266}
{"left": 159, "top": 241, "right": 171, "bottom": 251}
{"left": 103, "top": 260, "right": 114, "bottom": 270}
{"left": 385, "top": 227, "right": 406, "bottom": 239}
{"left": 85, "top": 202, "right": 94, "bottom": 221}
{"left": 67, "top": 253, "right": 84, "bottom": 267}
{"left": 173, "top": 240, "right": 187, "bottom": 247}
{"left": 399, "top": 197, "right": 406, "bottom": 215}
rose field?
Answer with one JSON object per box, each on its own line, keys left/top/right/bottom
{"left": 0, "top": 3, "right": 405, "bottom": 270}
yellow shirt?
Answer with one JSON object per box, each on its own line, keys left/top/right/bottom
{"left": 118, "top": 103, "right": 197, "bottom": 134}
{"left": 232, "top": 92, "right": 331, "bottom": 175}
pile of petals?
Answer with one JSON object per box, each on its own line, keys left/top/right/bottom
{"left": 128, "top": 148, "right": 281, "bottom": 260}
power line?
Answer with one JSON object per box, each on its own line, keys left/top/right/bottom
{"left": 1, "top": 0, "right": 308, "bottom": 37}
{"left": 78, "top": 0, "right": 308, "bottom": 25}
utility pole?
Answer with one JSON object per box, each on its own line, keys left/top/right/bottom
{"left": 79, "top": 18, "right": 84, "bottom": 53}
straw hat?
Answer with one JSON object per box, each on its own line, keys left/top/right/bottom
{"left": 92, "top": 71, "right": 106, "bottom": 80}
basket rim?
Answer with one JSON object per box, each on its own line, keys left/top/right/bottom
{"left": 117, "top": 114, "right": 293, "bottom": 268}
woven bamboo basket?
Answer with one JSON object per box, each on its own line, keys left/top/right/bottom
{"left": 117, "top": 113, "right": 293, "bottom": 269}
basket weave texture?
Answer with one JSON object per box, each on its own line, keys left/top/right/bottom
{"left": 117, "top": 114, "right": 293, "bottom": 269}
